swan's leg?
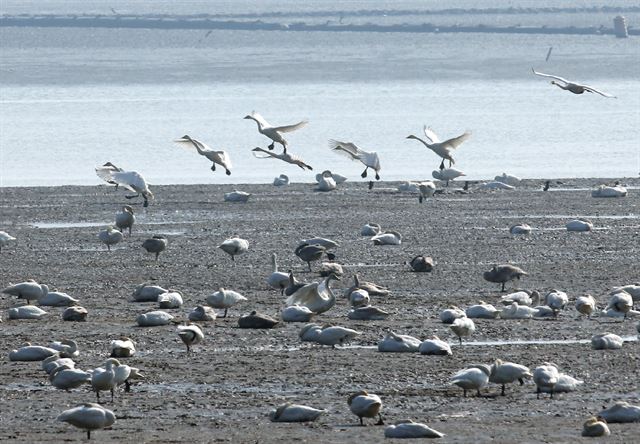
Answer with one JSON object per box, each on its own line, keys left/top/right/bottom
{"left": 439, "top": 159, "right": 445, "bottom": 170}
{"left": 225, "top": 169, "right": 231, "bottom": 176}
{"left": 549, "top": 387, "right": 554, "bottom": 399}
{"left": 125, "top": 380, "right": 131, "bottom": 392}
{"left": 125, "top": 193, "right": 140, "bottom": 200}
{"left": 448, "top": 159, "right": 453, "bottom": 167}
{"left": 418, "top": 194, "right": 423, "bottom": 203}
{"left": 501, "top": 282, "right": 506, "bottom": 292}
{"left": 375, "top": 172, "right": 380, "bottom": 180}
{"left": 536, "top": 387, "right": 540, "bottom": 399}
{"left": 128, "top": 226, "right": 132, "bottom": 236}
{"left": 223, "top": 308, "right": 228, "bottom": 318}
{"left": 463, "top": 389, "right": 467, "bottom": 398}
{"left": 96, "top": 390, "right": 100, "bottom": 402}
{"left": 476, "top": 388, "right": 481, "bottom": 397}
{"left": 446, "top": 180, "right": 450, "bottom": 187}
{"left": 458, "top": 336, "right": 462, "bottom": 345}
{"left": 143, "top": 195, "right": 149, "bottom": 208}
{"left": 376, "top": 413, "right": 384, "bottom": 425}
{"left": 115, "top": 184, "right": 119, "bottom": 191}
{"left": 107, "top": 244, "right": 111, "bottom": 251}
{"left": 268, "top": 142, "right": 275, "bottom": 150}
{"left": 110, "top": 388, "right": 114, "bottom": 402}
{"left": 368, "top": 181, "right": 374, "bottom": 190}
{"left": 501, "top": 384, "right": 506, "bottom": 396}
{"left": 307, "top": 261, "right": 312, "bottom": 272}
{"left": 518, "top": 378, "right": 525, "bottom": 386}
{"left": 186, "top": 344, "right": 191, "bottom": 354}
{"left": 155, "top": 252, "right": 159, "bottom": 261}
{"left": 361, "top": 167, "right": 368, "bottom": 178}
{"left": 87, "top": 430, "right": 91, "bottom": 439}
{"left": 211, "top": 163, "right": 216, "bottom": 172}
{"left": 359, "top": 416, "right": 364, "bottom": 426}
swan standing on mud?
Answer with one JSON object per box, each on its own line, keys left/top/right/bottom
{"left": 407, "top": 126, "right": 471, "bottom": 170}
{"left": 483, "top": 264, "right": 528, "bottom": 292}
{"left": 450, "top": 364, "right": 490, "bottom": 397}
{"left": 450, "top": 317, "right": 476, "bottom": 344}
{"left": 206, "top": 288, "right": 247, "bottom": 318}
{"left": 57, "top": 403, "right": 116, "bottom": 440}
{"left": 533, "top": 363, "right": 560, "bottom": 399}
{"left": 177, "top": 323, "right": 204, "bottom": 353}
{"left": 115, "top": 205, "right": 135, "bottom": 235}
{"left": 489, "top": 359, "right": 532, "bottom": 396}
{"left": 218, "top": 236, "right": 249, "bottom": 261}
{"left": 2, "top": 280, "right": 49, "bottom": 304}
{"left": 98, "top": 226, "right": 123, "bottom": 251}
{"left": 175, "top": 135, "right": 232, "bottom": 175}
{"left": 142, "top": 235, "right": 168, "bottom": 260}
{"left": 244, "top": 111, "right": 308, "bottom": 153}
{"left": 285, "top": 274, "right": 340, "bottom": 314}
{"left": 348, "top": 391, "right": 384, "bottom": 425}
{"left": 267, "top": 253, "right": 290, "bottom": 294}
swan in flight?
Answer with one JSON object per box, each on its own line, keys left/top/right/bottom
{"left": 328, "top": 139, "right": 381, "bottom": 180}
{"left": 252, "top": 147, "right": 312, "bottom": 170}
{"left": 175, "top": 135, "right": 232, "bottom": 175}
{"left": 532, "top": 68, "right": 616, "bottom": 98}
{"left": 407, "top": 127, "right": 471, "bottom": 170}
{"left": 95, "top": 162, "right": 123, "bottom": 189}
{"left": 95, "top": 167, "right": 154, "bottom": 207}
{"left": 244, "top": 111, "right": 308, "bottom": 153}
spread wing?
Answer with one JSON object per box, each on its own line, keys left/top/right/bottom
{"left": 443, "top": 131, "right": 472, "bottom": 149}
{"left": 96, "top": 168, "right": 136, "bottom": 192}
{"left": 328, "top": 139, "right": 363, "bottom": 161}
{"left": 423, "top": 126, "right": 441, "bottom": 144}
{"left": 582, "top": 85, "right": 616, "bottom": 98}
{"left": 273, "top": 120, "right": 308, "bottom": 133}
{"left": 531, "top": 68, "right": 568, "bottom": 83}
{"left": 215, "top": 151, "right": 232, "bottom": 169}
{"left": 174, "top": 136, "right": 215, "bottom": 153}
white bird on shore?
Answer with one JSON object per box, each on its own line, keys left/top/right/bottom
{"left": 371, "top": 230, "right": 402, "bottom": 245}
{"left": 0, "top": 231, "right": 16, "bottom": 252}
{"left": 479, "top": 181, "right": 515, "bottom": 190}
{"left": 267, "top": 253, "right": 289, "bottom": 294}
{"left": 244, "top": 111, "right": 308, "bottom": 153}
{"left": 269, "top": 403, "right": 326, "bottom": 422}
{"left": 510, "top": 224, "right": 532, "bottom": 235}
{"left": 223, "top": 190, "right": 251, "bottom": 202}
{"left": 39, "top": 290, "right": 78, "bottom": 307}
{"left": 361, "top": 223, "right": 381, "bottom": 236}
{"left": 136, "top": 310, "right": 174, "bottom": 326}
{"left": 450, "top": 364, "right": 490, "bottom": 397}
{"left": 157, "top": 291, "right": 183, "bottom": 309}
{"left": 500, "top": 302, "right": 538, "bottom": 319}
{"left": 539, "top": 373, "right": 583, "bottom": 393}
{"left": 315, "top": 170, "right": 337, "bottom": 191}
{"left": 605, "top": 291, "right": 634, "bottom": 320}
{"left": 95, "top": 167, "right": 154, "bottom": 207}
{"left": 532, "top": 68, "right": 616, "bottom": 98}
{"left": 466, "top": 302, "right": 501, "bottom": 319}
{"left": 42, "top": 355, "right": 75, "bottom": 374}
{"left": 544, "top": 290, "right": 568, "bottom": 318}
{"left": 418, "top": 181, "right": 437, "bottom": 203}
{"left": 188, "top": 305, "right": 217, "bottom": 321}
{"left": 95, "top": 162, "right": 123, "bottom": 188}
{"left": 598, "top": 401, "right": 640, "bottom": 423}
{"left": 2, "top": 280, "right": 49, "bottom": 304}
{"left": 49, "top": 340, "right": 79, "bottom": 358}
{"left": 611, "top": 285, "right": 640, "bottom": 306}
{"left": 419, "top": 336, "right": 452, "bottom": 356}
{"left": 142, "top": 235, "right": 168, "bottom": 260}
{"left": 8, "top": 305, "right": 48, "bottom": 320}
{"left": 218, "top": 236, "right": 249, "bottom": 261}
{"left": 57, "top": 403, "right": 116, "bottom": 440}
{"left": 575, "top": 294, "right": 596, "bottom": 318}
{"left": 450, "top": 317, "right": 476, "bottom": 344}
{"left": 566, "top": 219, "right": 593, "bottom": 232}
{"left": 592, "top": 184, "right": 627, "bottom": 198}
{"left": 489, "top": 359, "right": 532, "bottom": 396}
{"left": 98, "top": 226, "right": 123, "bottom": 251}
{"left": 329, "top": 139, "right": 381, "bottom": 180}
{"left": 432, "top": 167, "right": 465, "bottom": 186}
{"left": 344, "top": 274, "right": 390, "bottom": 298}
{"left": 591, "top": 333, "right": 623, "bottom": 350}
{"left": 110, "top": 337, "right": 135, "bottom": 358}
{"left": 494, "top": 173, "right": 521, "bottom": 187}
{"left": 439, "top": 306, "right": 466, "bottom": 324}
{"left": 175, "top": 135, "right": 232, "bottom": 175}
{"left": 273, "top": 174, "right": 289, "bottom": 186}
{"left": 533, "top": 363, "right": 560, "bottom": 399}
{"left": 50, "top": 365, "right": 91, "bottom": 390}
{"left": 281, "top": 304, "right": 314, "bottom": 322}
{"left": 316, "top": 171, "right": 347, "bottom": 184}
{"left": 407, "top": 127, "right": 471, "bottom": 170}
{"left": 500, "top": 290, "right": 539, "bottom": 306}
{"left": 309, "top": 325, "right": 361, "bottom": 347}
{"left": 348, "top": 305, "right": 390, "bottom": 321}
{"left": 378, "top": 331, "right": 421, "bottom": 353}
{"left": 115, "top": 205, "right": 135, "bottom": 235}
{"left": 286, "top": 274, "right": 339, "bottom": 314}
{"left": 349, "top": 288, "right": 370, "bottom": 308}
{"left": 385, "top": 420, "right": 444, "bottom": 439}
{"left": 252, "top": 147, "right": 313, "bottom": 170}
{"left": 582, "top": 417, "right": 610, "bottom": 437}
{"left": 206, "top": 288, "right": 247, "bottom": 317}
{"left": 348, "top": 391, "right": 384, "bottom": 425}
{"left": 177, "top": 323, "right": 204, "bottom": 353}
{"left": 132, "top": 284, "right": 168, "bottom": 302}
{"left": 9, "top": 344, "right": 58, "bottom": 361}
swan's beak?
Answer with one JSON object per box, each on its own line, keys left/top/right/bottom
{"left": 243, "top": 115, "right": 252, "bottom": 119}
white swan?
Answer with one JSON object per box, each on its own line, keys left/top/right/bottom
{"left": 500, "top": 290, "right": 538, "bottom": 306}
{"left": 489, "top": 359, "right": 532, "bottom": 396}
{"left": 479, "top": 181, "right": 515, "bottom": 190}
{"left": 397, "top": 181, "right": 420, "bottom": 193}
{"left": 308, "top": 325, "right": 361, "bottom": 347}
{"left": 132, "top": 284, "right": 168, "bottom": 302}
{"left": 281, "top": 304, "right": 314, "bottom": 323}
{"left": 90, "top": 359, "right": 117, "bottom": 402}
{"left": 378, "top": 331, "right": 421, "bottom": 353}
{"left": 348, "top": 305, "right": 390, "bottom": 321}
{"left": 267, "top": 253, "right": 289, "bottom": 294}
{"left": 344, "top": 274, "right": 390, "bottom": 298}
{"left": 371, "top": 230, "right": 402, "bottom": 245}
{"left": 188, "top": 305, "right": 217, "bottom": 322}
{"left": 582, "top": 417, "right": 610, "bottom": 437}
{"left": 177, "top": 323, "right": 204, "bottom": 353}
{"left": 269, "top": 403, "right": 326, "bottom": 422}
{"left": 50, "top": 340, "right": 79, "bottom": 358}
{"left": 348, "top": 391, "right": 383, "bottom": 425}
{"left": 299, "top": 323, "right": 322, "bottom": 343}
{"left": 450, "top": 364, "right": 490, "bottom": 397}
{"left": 510, "top": 223, "right": 532, "bottom": 235}
{"left": 57, "top": 403, "right": 116, "bottom": 440}
{"left": 315, "top": 171, "right": 347, "bottom": 184}
{"left": 384, "top": 420, "right": 445, "bottom": 439}
{"left": 273, "top": 174, "right": 289, "bottom": 186}
{"left": 418, "top": 181, "right": 437, "bottom": 203}
{"left": 50, "top": 366, "right": 91, "bottom": 390}
{"left": 407, "top": 127, "right": 471, "bottom": 170}
{"left": 349, "top": 288, "right": 370, "bottom": 308}
{"left": 418, "top": 336, "right": 452, "bottom": 356}
{"left": 329, "top": 139, "right": 381, "bottom": 180}
{"left": 115, "top": 205, "right": 135, "bottom": 235}
{"left": 42, "top": 355, "right": 75, "bottom": 374}
{"left": 136, "top": 310, "right": 174, "bottom": 327}
{"left": 285, "top": 274, "right": 339, "bottom": 314}
{"left": 94, "top": 161, "right": 123, "bottom": 188}
{"left": 244, "top": 111, "right": 308, "bottom": 153}
{"left": 218, "top": 236, "right": 249, "bottom": 261}
{"left": 591, "top": 333, "right": 623, "bottom": 350}
{"left": 142, "top": 235, "right": 168, "bottom": 260}
{"left": 532, "top": 68, "right": 616, "bottom": 97}
{"left": 175, "top": 135, "right": 232, "bottom": 175}
{"left": 494, "top": 173, "right": 521, "bottom": 187}
{"left": 566, "top": 219, "right": 593, "bottom": 232}
{"left": 301, "top": 237, "right": 339, "bottom": 250}
{"left": 0, "top": 231, "right": 16, "bottom": 252}
{"left": 439, "top": 306, "right": 466, "bottom": 324}
{"left": 575, "top": 294, "right": 596, "bottom": 318}
{"left": 432, "top": 167, "right": 465, "bottom": 186}
{"left": 361, "top": 223, "right": 381, "bottom": 236}
{"left": 533, "top": 363, "right": 560, "bottom": 399}
{"left": 465, "top": 302, "right": 501, "bottom": 319}
{"left": 39, "top": 290, "right": 79, "bottom": 307}
{"left": 450, "top": 317, "right": 476, "bottom": 344}
{"left": 9, "top": 344, "right": 58, "bottom": 361}
{"left": 316, "top": 170, "right": 337, "bottom": 192}
{"left": 252, "top": 147, "right": 313, "bottom": 170}
{"left": 592, "top": 184, "right": 627, "bottom": 197}
{"left": 500, "top": 302, "right": 538, "bottom": 319}
{"left": 98, "top": 226, "right": 123, "bottom": 251}
{"left": 2, "top": 280, "right": 49, "bottom": 304}
{"left": 110, "top": 337, "right": 135, "bottom": 357}
{"left": 95, "top": 167, "right": 154, "bottom": 207}
{"left": 605, "top": 291, "right": 634, "bottom": 319}
{"left": 8, "top": 305, "right": 48, "bottom": 320}
{"left": 223, "top": 190, "right": 251, "bottom": 202}
{"left": 544, "top": 290, "right": 568, "bottom": 317}
{"left": 157, "top": 291, "right": 183, "bottom": 309}
{"left": 611, "top": 284, "right": 640, "bottom": 303}
{"left": 539, "top": 373, "right": 583, "bottom": 393}
{"left": 206, "top": 288, "right": 247, "bottom": 317}
{"left": 598, "top": 401, "right": 640, "bottom": 423}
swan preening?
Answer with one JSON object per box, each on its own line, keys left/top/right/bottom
{"left": 407, "top": 126, "right": 471, "bottom": 170}
{"left": 206, "top": 288, "right": 247, "bottom": 317}
{"left": 285, "top": 274, "right": 339, "bottom": 314}
{"left": 142, "top": 235, "right": 168, "bottom": 260}
{"left": 218, "top": 236, "right": 249, "bottom": 261}
{"left": 483, "top": 264, "right": 528, "bottom": 292}
{"left": 158, "top": 291, "right": 183, "bottom": 309}
{"left": 110, "top": 337, "right": 136, "bottom": 357}
{"left": 273, "top": 174, "right": 289, "bottom": 186}
{"left": 361, "top": 223, "right": 381, "bottom": 236}
{"left": 418, "top": 181, "right": 437, "bottom": 203}
{"left": 582, "top": 417, "right": 610, "bottom": 437}
{"left": 175, "top": 135, "right": 232, "bottom": 175}
{"left": 348, "top": 391, "right": 384, "bottom": 425}
{"left": 371, "top": 230, "right": 402, "bottom": 245}
{"left": 450, "top": 317, "right": 476, "bottom": 344}
{"left": 533, "top": 363, "right": 560, "bottom": 399}
{"left": 329, "top": 140, "right": 381, "bottom": 180}
{"left": 532, "top": 68, "right": 616, "bottom": 98}
{"left": 244, "top": 111, "right": 308, "bottom": 153}
{"left": 189, "top": 305, "right": 217, "bottom": 321}
{"left": 2, "top": 280, "right": 49, "bottom": 304}
{"left": 252, "top": 147, "right": 312, "bottom": 170}
{"left": 98, "top": 226, "right": 123, "bottom": 250}
{"left": 316, "top": 170, "right": 337, "bottom": 191}
{"left": 177, "top": 323, "right": 204, "bottom": 352}
{"left": 418, "top": 336, "right": 452, "bottom": 356}
{"left": 432, "top": 167, "right": 465, "bottom": 186}
{"left": 57, "top": 403, "right": 116, "bottom": 440}
{"left": 95, "top": 167, "right": 154, "bottom": 207}
{"left": 0, "top": 230, "right": 16, "bottom": 252}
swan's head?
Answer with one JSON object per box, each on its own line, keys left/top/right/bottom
{"left": 406, "top": 135, "right": 418, "bottom": 140}
{"left": 175, "top": 135, "right": 192, "bottom": 142}
{"left": 243, "top": 114, "right": 254, "bottom": 120}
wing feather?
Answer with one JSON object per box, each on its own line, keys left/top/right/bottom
{"left": 582, "top": 85, "right": 616, "bottom": 98}
{"left": 249, "top": 111, "right": 270, "bottom": 128}
{"left": 444, "top": 131, "right": 472, "bottom": 149}
{"left": 531, "top": 68, "right": 568, "bottom": 83}
{"left": 273, "top": 120, "right": 308, "bottom": 133}
{"left": 328, "top": 139, "right": 362, "bottom": 160}
{"left": 423, "top": 126, "right": 441, "bottom": 144}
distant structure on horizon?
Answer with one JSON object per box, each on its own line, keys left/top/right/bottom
{"left": 613, "top": 16, "right": 628, "bottom": 38}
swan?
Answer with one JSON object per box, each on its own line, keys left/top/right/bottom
{"left": 432, "top": 167, "right": 465, "bottom": 186}
{"left": 319, "top": 261, "right": 344, "bottom": 278}
{"left": 238, "top": 311, "right": 279, "bottom": 329}
{"left": 494, "top": 173, "right": 521, "bottom": 187}
{"left": 252, "top": 147, "right": 312, "bottom": 170}
{"left": 284, "top": 270, "right": 306, "bottom": 297}
{"left": 95, "top": 168, "right": 154, "bottom": 207}
{"left": 544, "top": 290, "right": 568, "bottom": 317}
{"left": 598, "top": 401, "right": 640, "bottom": 423}
{"left": 310, "top": 325, "right": 361, "bottom": 347}
{"left": 408, "top": 255, "right": 435, "bottom": 272}
{"left": 418, "top": 336, "right": 452, "bottom": 356}
{"left": 244, "top": 111, "right": 308, "bottom": 153}
{"left": 489, "top": 359, "right": 532, "bottom": 396}
{"left": 329, "top": 139, "right": 381, "bottom": 180}
{"left": 223, "top": 190, "right": 251, "bottom": 202}
{"left": 42, "top": 355, "right": 75, "bottom": 374}
{"left": 348, "top": 391, "right": 383, "bottom": 425}
{"left": 142, "top": 235, "right": 168, "bottom": 260}
{"left": 466, "top": 302, "right": 501, "bottom": 319}
{"left": 533, "top": 363, "right": 560, "bottom": 399}
{"left": 500, "top": 302, "right": 540, "bottom": 319}
{"left": 417, "top": 181, "right": 437, "bottom": 203}
{"left": 539, "top": 373, "right": 583, "bottom": 393}
{"left": 136, "top": 310, "right": 174, "bottom": 327}
{"left": 612, "top": 285, "right": 640, "bottom": 305}
{"left": 285, "top": 274, "right": 339, "bottom": 314}
{"left": 0, "top": 231, "right": 16, "bottom": 252}
{"left": 500, "top": 290, "right": 539, "bottom": 306}
{"left": 510, "top": 224, "right": 532, "bottom": 235}
{"left": 361, "top": 223, "right": 381, "bottom": 236}
{"left": 95, "top": 162, "right": 123, "bottom": 188}
{"left": 450, "top": 364, "right": 490, "bottom": 397}
{"left": 450, "top": 317, "right": 476, "bottom": 344}
{"left": 299, "top": 323, "right": 323, "bottom": 343}
{"left": 592, "top": 184, "right": 627, "bottom": 198}
{"left": 9, "top": 344, "right": 58, "bottom": 361}
{"left": 566, "top": 219, "right": 593, "bottom": 232}
{"left": 349, "top": 289, "right": 370, "bottom": 308}
{"left": 315, "top": 170, "right": 337, "bottom": 191}
{"left": 344, "top": 274, "right": 390, "bottom": 298}
{"left": 206, "top": 288, "right": 247, "bottom": 317}
{"left": 439, "top": 306, "right": 466, "bottom": 324}
{"left": 188, "top": 305, "right": 217, "bottom": 322}
{"left": 532, "top": 68, "right": 616, "bottom": 97}
{"left": 384, "top": 420, "right": 445, "bottom": 439}
{"left": 50, "top": 340, "right": 79, "bottom": 358}
{"left": 407, "top": 126, "right": 471, "bottom": 170}
{"left": 483, "top": 264, "right": 528, "bottom": 292}
{"left": 281, "top": 304, "right": 314, "bottom": 322}
{"left": 50, "top": 365, "right": 91, "bottom": 390}
{"left": 90, "top": 359, "right": 123, "bottom": 402}
{"left": 378, "top": 331, "right": 421, "bottom": 353}
{"left": 110, "top": 337, "right": 135, "bottom": 357}
{"left": 2, "top": 280, "right": 49, "bottom": 304}
{"left": 315, "top": 171, "right": 347, "bottom": 184}
{"left": 575, "top": 294, "right": 596, "bottom": 318}
{"left": 8, "top": 305, "right": 48, "bottom": 320}
{"left": 115, "top": 205, "right": 135, "bottom": 235}
{"left": 294, "top": 243, "right": 330, "bottom": 271}
{"left": 57, "top": 403, "right": 116, "bottom": 440}
{"left": 269, "top": 403, "right": 326, "bottom": 422}
{"left": 591, "top": 333, "right": 623, "bottom": 350}
{"left": 371, "top": 230, "right": 402, "bottom": 245}
{"left": 132, "top": 284, "right": 168, "bottom": 302}
{"left": 158, "top": 291, "right": 183, "bottom": 309}
{"left": 218, "top": 236, "right": 249, "bottom": 261}
{"left": 301, "top": 237, "right": 339, "bottom": 250}
{"left": 273, "top": 174, "right": 290, "bottom": 186}
{"left": 177, "top": 323, "right": 204, "bottom": 353}
{"left": 479, "top": 181, "right": 515, "bottom": 190}
{"left": 605, "top": 291, "right": 634, "bottom": 320}
{"left": 582, "top": 417, "right": 610, "bottom": 437}
{"left": 397, "top": 181, "right": 420, "bottom": 193}
{"left": 98, "top": 226, "right": 123, "bottom": 251}
{"left": 175, "top": 135, "right": 232, "bottom": 175}
{"left": 348, "top": 305, "right": 390, "bottom": 321}
{"left": 62, "top": 305, "right": 88, "bottom": 322}
{"left": 39, "top": 290, "right": 79, "bottom": 307}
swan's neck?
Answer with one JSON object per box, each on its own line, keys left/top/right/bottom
{"left": 411, "top": 136, "right": 432, "bottom": 149}
{"left": 249, "top": 117, "right": 264, "bottom": 131}
{"left": 271, "top": 255, "right": 278, "bottom": 272}
{"left": 551, "top": 81, "right": 568, "bottom": 91}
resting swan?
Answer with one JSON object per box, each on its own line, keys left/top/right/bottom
{"left": 285, "top": 274, "right": 339, "bottom": 314}
{"left": 371, "top": 230, "right": 402, "bottom": 246}
{"left": 378, "top": 331, "right": 421, "bottom": 353}
{"left": 269, "top": 403, "right": 326, "bottom": 422}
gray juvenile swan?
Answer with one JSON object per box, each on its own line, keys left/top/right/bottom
{"left": 483, "top": 264, "right": 528, "bottom": 292}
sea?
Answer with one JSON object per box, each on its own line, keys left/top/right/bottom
{"left": 1, "top": 1, "right": 639, "bottom": 187}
